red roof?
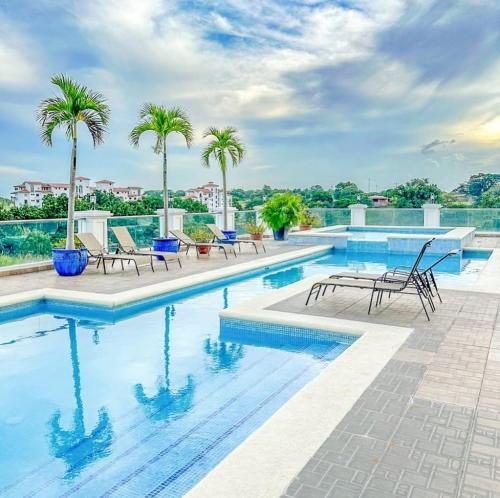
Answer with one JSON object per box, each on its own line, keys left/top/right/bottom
{"left": 96, "top": 179, "right": 114, "bottom": 184}
{"left": 76, "top": 176, "right": 90, "bottom": 180}
{"left": 48, "top": 183, "right": 69, "bottom": 188}
{"left": 112, "top": 187, "right": 129, "bottom": 193}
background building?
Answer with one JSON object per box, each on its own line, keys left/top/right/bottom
{"left": 11, "top": 178, "right": 143, "bottom": 207}
{"left": 184, "top": 181, "right": 231, "bottom": 212}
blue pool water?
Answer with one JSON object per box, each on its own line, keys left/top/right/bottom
{"left": 0, "top": 248, "right": 490, "bottom": 497}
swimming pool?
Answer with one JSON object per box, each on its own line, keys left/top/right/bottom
{"left": 0, "top": 248, "right": 489, "bottom": 496}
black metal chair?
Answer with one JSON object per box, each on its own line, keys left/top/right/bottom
{"left": 305, "top": 239, "right": 435, "bottom": 320}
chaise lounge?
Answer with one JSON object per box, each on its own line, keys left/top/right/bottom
{"left": 206, "top": 224, "right": 266, "bottom": 254}
{"left": 170, "top": 229, "right": 237, "bottom": 259}
{"left": 305, "top": 239, "right": 436, "bottom": 320}
{"left": 111, "top": 226, "right": 182, "bottom": 270}
{"left": 76, "top": 232, "right": 154, "bottom": 276}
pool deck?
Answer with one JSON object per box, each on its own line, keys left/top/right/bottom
{"left": 2, "top": 234, "right": 500, "bottom": 497}
{"left": 273, "top": 286, "right": 500, "bottom": 498}
{"left": 0, "top": 240, "right": 298, "bottom": 297}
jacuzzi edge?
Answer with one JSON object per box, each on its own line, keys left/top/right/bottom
{"left": 0, "top": 245, "right": 332, "bottom": 310}
{"left": 185, "top": 276, "right": 413, "bottom": 498}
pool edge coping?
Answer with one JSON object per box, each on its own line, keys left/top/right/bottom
{"left": 0, "top": 245, "right": 332, "bottom": 310}
{"left": 185, "top": 276, "right": 413, "bottom": 498}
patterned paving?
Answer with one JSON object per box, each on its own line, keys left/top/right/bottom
{"left": 273, "top": 288, "right": 500, "bottom": 498}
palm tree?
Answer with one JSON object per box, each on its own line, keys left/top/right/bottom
{"left": 37, "top": 74, "right": 109, "bottom": 250}
{"left": 129, "top": 104, "right": 193, "bottom": 238}
{"left": 201, "top": 127, "right": 245, "bottom": 230}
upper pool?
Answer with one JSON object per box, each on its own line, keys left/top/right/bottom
{"left": 0, "top": 248, "right": 490, "bottom": 497}
{"left": 329, "top": 226, "right": 450, "bottom": 241}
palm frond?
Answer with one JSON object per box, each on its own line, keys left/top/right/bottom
{"left": 201, "top": 126, "right": 245, "bottom": 171}
{"left": 37, "top": 74, "right": 110, "bottom": 147}
{"left": 129, "top": 121, "right": 156, "bottom": 148}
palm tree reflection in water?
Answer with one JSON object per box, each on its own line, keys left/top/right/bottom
{"left": 48, "top": 319, "right": 113, "bottom": 479}
{"left": 204, "top": 287, "right": 245, "bottom": 373}
{"left": 135, "top": 305, "right": 195, "bottom": 421}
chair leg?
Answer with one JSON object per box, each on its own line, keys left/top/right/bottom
{"left": 417, "top": 287, "right": 430, "bottom": 321}
{"left": 253, "top": 242, "right": 258, "bottom": 254}
{"left": 178, "top": 258, "right": 182, "bottom": 269}
{"left": 134, "top": 261, "right": 140, "bottom": 276}
{"left": 368, "top": 288, "right": 377, "bottom": 314}
{"left": 306, "top": 284, "right": 321, "bottom": 305}
{"left": 120, "top": 259, "right": 124, "bottom": 271}
{"left": 429, "top": 271, "right": 442, "bottom": 303}
{"left": 102, "top": 258, "right": 107, "bottom": 275}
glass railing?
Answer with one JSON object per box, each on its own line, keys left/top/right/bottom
{"left": 0, "top": 218, "right": 68, "bottom": 267}
{"left": 441, "top": 209, "right": 500, "bottom": 231}
{"left": 309, "top": 208, "right": 350, "bottom": 226}
{"left": 107, "top": 215, "right": 160, "bottom": 250}
{"left": 182, "top": 213, "right": 217, "bottom": 236}
{"left": 366, "top": 208, "right": 424, "bottom": 226}
{"left": 234, "top": 211, "right": 257, "bottom": 235}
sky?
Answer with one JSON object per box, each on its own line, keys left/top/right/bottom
{"left": 0, "top": 0, "right": 499, "bottom": 197}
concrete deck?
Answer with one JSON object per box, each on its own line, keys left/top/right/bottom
{"left": 0, "top": 241, "right": 296, "bottom": 297}
{"left": 271, "top": 287, "right": 500, "bottom": 498}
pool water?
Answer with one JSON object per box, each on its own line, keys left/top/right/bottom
{"left": 0, "top": 248, "right": 489, "bottom": 497}
{"left": 338, "top": 226, "right": 449, "bottom": 241}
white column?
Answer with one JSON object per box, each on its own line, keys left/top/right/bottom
{"left": 75, "top": 210, "right": 112, "bottom": 250}
{"left": 254, "top": 205, "right": 272, "bottom": 236}
{"left": 348, "top": 204, "right": 368, "bottom": 226}
{"left": 422, "top": 204, "right": 441, "bottom": 227}
{"left": 156, "top": 208, "right": 186, "bottom": 236}
{"left": 214, "top": 207, "right": 237, "bottom": 231}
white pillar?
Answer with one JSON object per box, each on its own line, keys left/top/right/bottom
{"left": 156, "top": 208, "right": 186, "bottom": 236}
{"left": 75, "top": 210, "right": 112, "bottom": 250}
{"left": 214, "top": 207, "right": 237, "bottom": 231}
{"left": 254, "top": 205, "right": 272, "bottom": 236}
{"left": 348, "top": 204, "right": 368, "bottom": 226}
{"left": 422, "top": 204, "right": 441, "bottom": 227}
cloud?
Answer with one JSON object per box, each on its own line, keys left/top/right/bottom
{"left": 0, "top": 15, "right": 39, "bottom": 88}
{"left": 0, "top": 164, "right": 35, "bottom": 175}
{"left": 421, "top": 139, "right": 456, "bottom": 154}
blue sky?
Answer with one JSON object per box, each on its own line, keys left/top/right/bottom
{"left": 0, "top": 0, "right": 499, "bottom": 196}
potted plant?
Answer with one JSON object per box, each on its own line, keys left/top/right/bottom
{"left": 52, "top": 237, "right": 88, "bottom": 275}
{"left": 244, "top": 221, "right": 266, "bottom": 241}
{"left": 190, "top": 228, "right": 213, "bottom": 254}
{"left": 130, "top": 104, "right": 193, "bottom": 253}
{"left": 37, "top": 75, "right": 109, "bottom": 276}
{"left": 260, "top": 193, "right": 304, "bottom": 241}
{"left": 299, "top": 210, "right": 320, "bottom": 231}
{"left": 201, "top": 126, "right": 245, "bottom": 240}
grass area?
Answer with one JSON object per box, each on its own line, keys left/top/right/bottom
{"left": 0, "top": 254, "right": 49, "bottom": 267}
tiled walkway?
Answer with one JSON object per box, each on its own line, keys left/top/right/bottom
{"left": 272, "top": 288, "right": 500, "bottom": 498}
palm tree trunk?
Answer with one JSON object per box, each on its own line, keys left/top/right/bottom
{"left": 162, "top": 140, "right": 169, "bottom": 238}
{"left": 222, "top": 169, "right": 228, "bottom": 231}
{"left": 66, "top": 123, "right": 77, "bottom": 250}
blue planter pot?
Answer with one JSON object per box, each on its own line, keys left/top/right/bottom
{"left": 153, "top": 237, "right": 179, "bottom": 258}
{"left": 273, "top": 227, "right": 289, "bottom": 241}
{"left": 52, "top": 248, "right": 88, "bottom": 276}
{"left": 221, "top": 230, "right": 237, "bottom": 244}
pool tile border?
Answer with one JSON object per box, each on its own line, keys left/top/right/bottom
{"left": 185, "top": 277, "right": 413, "bottom": 498}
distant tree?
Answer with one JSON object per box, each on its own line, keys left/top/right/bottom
{"left": 477, "top": 184, "right": 500, "bottom": 208}
{"left": 37, "top": 74, "right": 109, "bottom": 249}
{"left": 455, "top": 173, "right": 500, "bottom": 198}
{"left": 333, "top": 182, "right": 372, "bottom": 208}
{"left": 130, "top": 104, "right": 193, "bottom": 237}
{"left": 384, "top": 178, "right": 442, "bottom": 208}
{"left": 202, "top": 126, "right": 245, "bottom": 230}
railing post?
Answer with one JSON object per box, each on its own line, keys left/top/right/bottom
{"left": 214, "top": 207, "right": 237, "bottom": 231}
{"left": 156, "top": 208, "right": 186, "bottom": 236}
{"left": 348, "top": 204, "right": 368, "bottom": 226}
{"left": 253, "top": 205, "right": 273, "bottom": 236}
{"left": 75, "top": 210, "right": 112, "bottom": 250}
{"left": 422, "top": 204, "right": 442, "bottom": 227}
